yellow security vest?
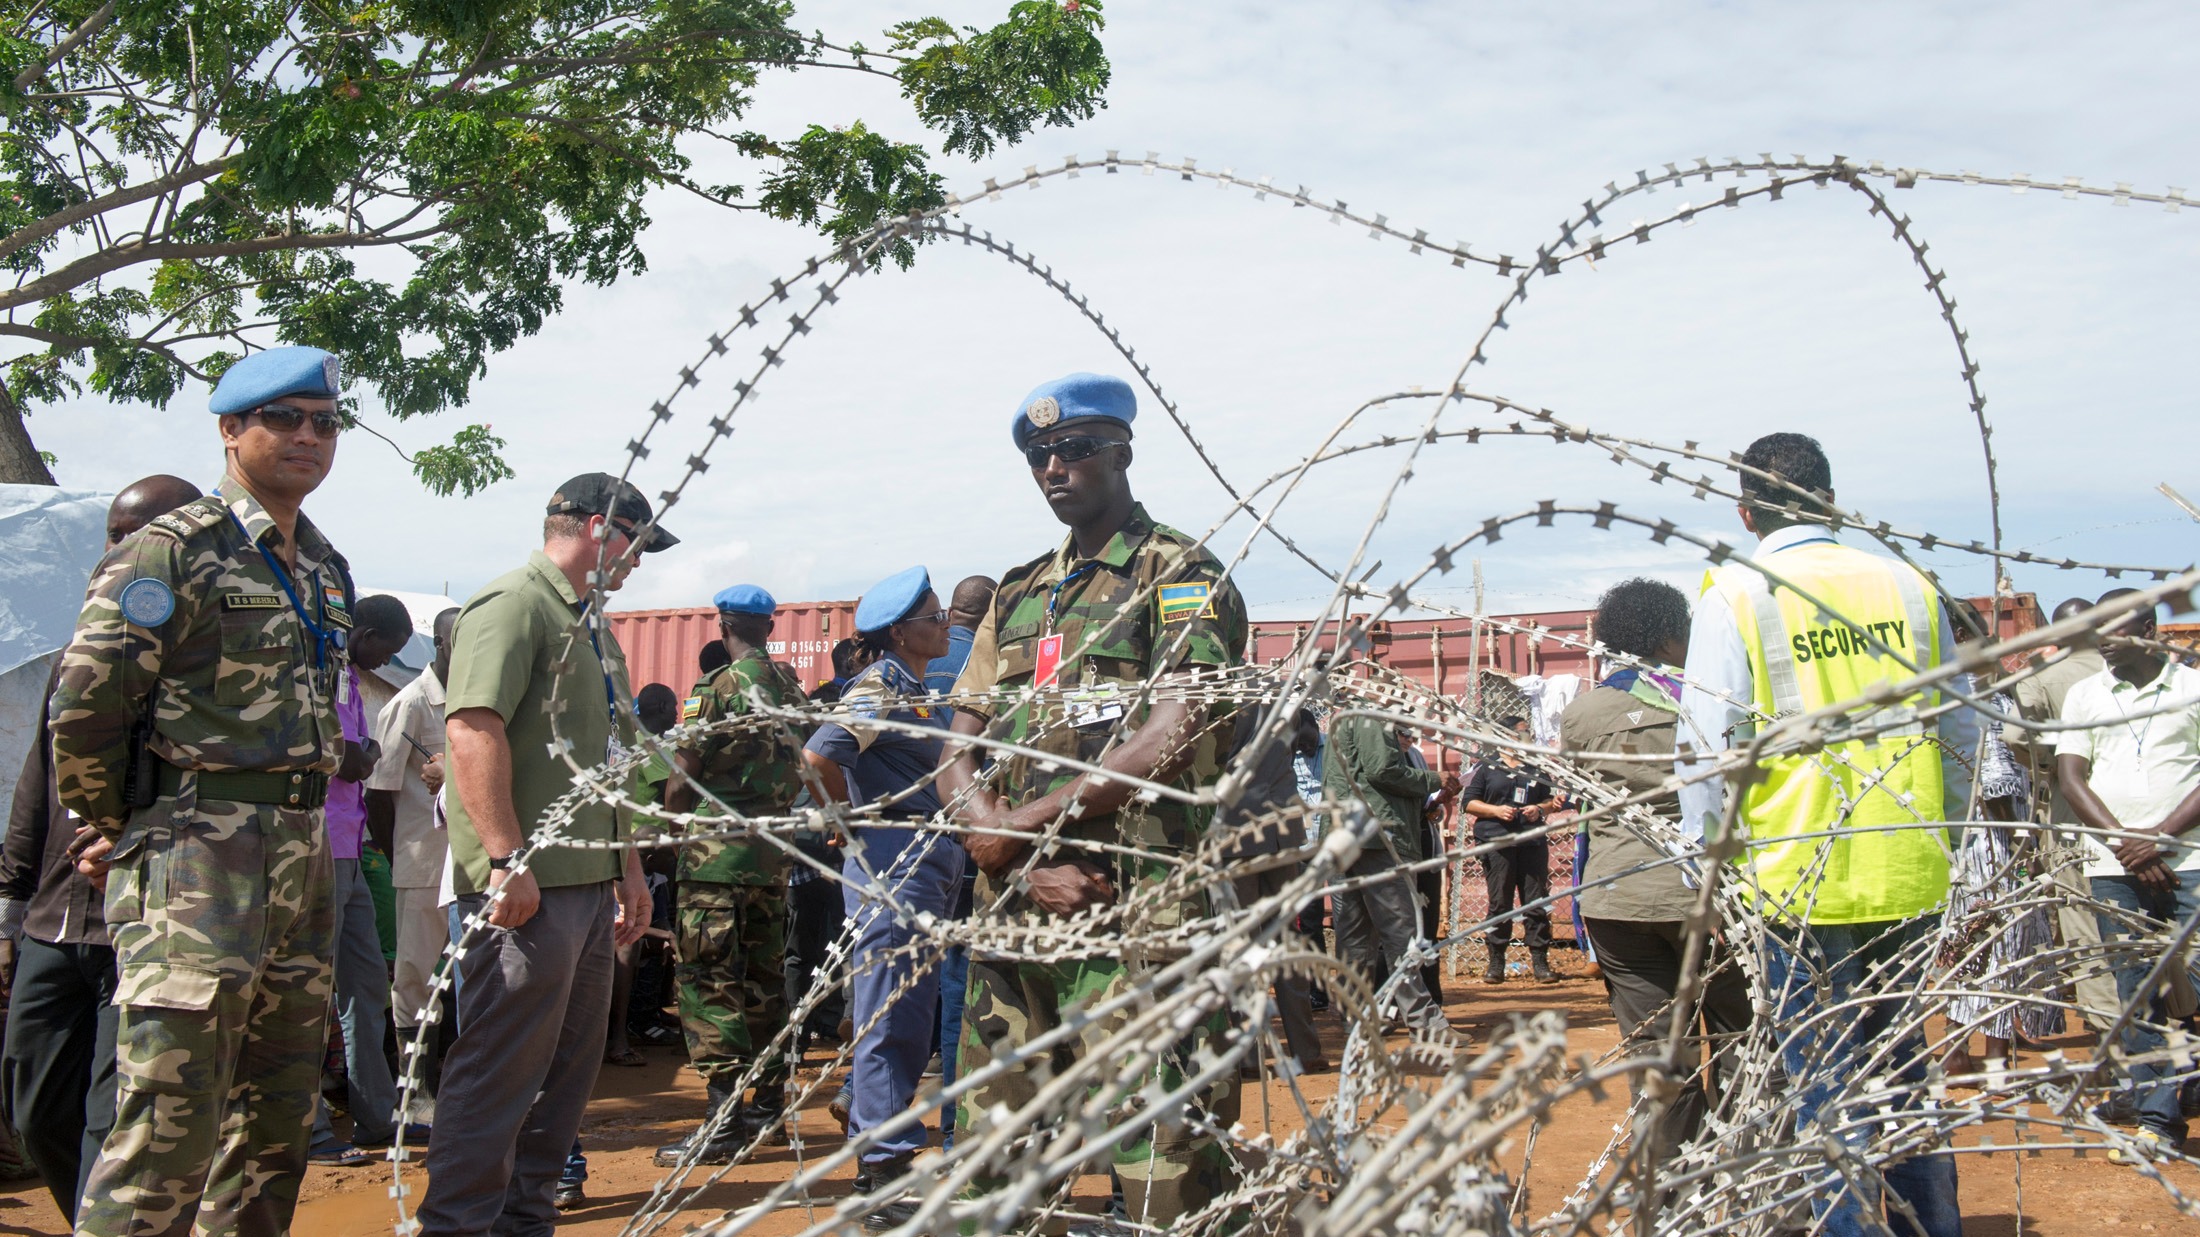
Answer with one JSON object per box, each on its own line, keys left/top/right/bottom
{"left": 1701, "top": 534, "right": 1951, "bottom": 924}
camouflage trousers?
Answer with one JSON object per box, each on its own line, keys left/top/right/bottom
{"left": 956, "top": 955, "right": 1239, "bottom": 1230}
{"left": 675, "top": 884, "right": 789, "bottom": 1093}
{"left": 77, "top": 794, "right": 335, "bottom": 1237}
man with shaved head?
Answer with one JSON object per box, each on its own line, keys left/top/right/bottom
{"left": 102, "top": 475, "right": 205, "bottom": 550}
{"left": 1, "top": 474, "right": 201, "bottom": 1221}
{"left": 924, "top": 575, "right": 997, "bottom": 697}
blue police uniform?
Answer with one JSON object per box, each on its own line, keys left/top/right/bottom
{"left": 802, "top": 568, "right": 963, "bottom": 1166}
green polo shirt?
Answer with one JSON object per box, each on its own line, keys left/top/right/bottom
{"left": 444, "top": 550, "right": 634, "bottom": 895}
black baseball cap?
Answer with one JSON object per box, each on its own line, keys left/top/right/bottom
{"left": 545, "top": 472, "right": 679, "bottom": 553}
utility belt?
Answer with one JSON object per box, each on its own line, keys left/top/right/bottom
{"left": 156, "top": 761, "right": 331, "bottom": 810}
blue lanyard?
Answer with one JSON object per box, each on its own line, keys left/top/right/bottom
{"left": 578, "top": 605, "right": 620, "bottom": 728}
{"left": 1046, "top": 562, "right": 1099, "bottom": 634}
{"left": 229, "top": 509, "right": 335, "bottom": 669}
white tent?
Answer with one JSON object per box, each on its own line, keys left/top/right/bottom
{"left": 0, "top": 484, "right": 111, "bottom": 824}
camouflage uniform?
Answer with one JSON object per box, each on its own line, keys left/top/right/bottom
{"left": 674, "top": 649, "right": 806, "bottom": 1096}
{"left": 48, "top": 483, "right": 346, "bottom": 1237}
{"left": 950, "top": 502, "right": 1248, "bottom": 1223}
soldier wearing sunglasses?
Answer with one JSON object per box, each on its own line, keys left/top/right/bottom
{"left": 938, "top": 372, "right": 1248, "bottom": 1230}
{"left": 49, "top": 345, "right": 358, "bottom": 1235}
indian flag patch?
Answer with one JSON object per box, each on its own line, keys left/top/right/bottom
{"left": 681, "top": 695, "right": 704, "bottom": 722}
{"left": 1157, "top": 582, "right": 1213, "bottom": 624}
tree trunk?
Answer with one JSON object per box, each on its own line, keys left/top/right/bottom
{"left": 0, "top": 377, "right": 58, "bottom": 485}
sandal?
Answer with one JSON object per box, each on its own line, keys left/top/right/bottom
{"left": 604, "top": 1046, "right": 647, "bottom": 1068}
{"left": 309, "top": 1140, "right": 372, "bottom": 1167}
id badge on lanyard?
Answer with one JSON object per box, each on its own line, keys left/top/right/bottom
{"left": 1034, "top": 634, "right": 1066, "bottom": 687}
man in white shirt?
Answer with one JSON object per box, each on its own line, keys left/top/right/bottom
{"left": 2056, "top": 590, "right": 2200, "bottom": 1153}
{"left": 367, "top": 607, "right": 459, "bottom": 1058}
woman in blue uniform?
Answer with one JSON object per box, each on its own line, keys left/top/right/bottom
{"left": 802, "top": 566, "right": 962, "bottom": 1227}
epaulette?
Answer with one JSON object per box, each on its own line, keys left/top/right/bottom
{"left": 998, "top": 548, "right": 1055, "bottom": 593}
{"left": 144, "top": 498, "right": 228, "bottom": 542}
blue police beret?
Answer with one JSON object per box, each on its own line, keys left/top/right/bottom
{"left": 210, "top": 346, "right": 343, "bottom": 415}
{"left": 713, "top": 584, "right": 776, "bottom": 616}
{"left": 1010, "top": 372, "right": 1137, "bottom": 450}
{"left": 854, "top": 566, "right": 933, "bottom": 634}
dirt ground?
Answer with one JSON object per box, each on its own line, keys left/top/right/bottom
{"left": 3, "top": 966, "right": 2195, "bottom": 1236}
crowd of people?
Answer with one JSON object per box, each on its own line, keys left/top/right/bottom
{"left": 0, "top": 345, "right": 2194, "bottom": 1237}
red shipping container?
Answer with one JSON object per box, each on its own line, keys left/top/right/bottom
{"left": 615, "top": 592, "right": 2038, "bottom": 707}
{"left": 610, "top": 600, "right": 859, "bottom": 697}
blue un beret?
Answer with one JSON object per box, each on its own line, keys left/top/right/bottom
{"left": 854, "top": 566, "right": 933, "bottom": 634}
{"left": 1010, "top": 372, "right": 1137, "bottom": 450}
{"left": 713, "top": 584, "right": 776, "bottom": 616}
{"left": 210, "top": 346, "right": 343, "bottom": 415}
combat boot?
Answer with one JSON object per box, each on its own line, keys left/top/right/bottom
{"left": 738, "top": 1085, "right": 791, "bottom": 1147}
{"left": 853, "top": 1150, "right": 919, "bottom": 1231}
{"left": 655, "top": 1079, "right": 744, "bottom": 1166}
{"left": 1530, "top": 948, "right": 1557, "bottom": 984}
{"left": 1483, "top": 943, "right": 1507, "bottom": 984}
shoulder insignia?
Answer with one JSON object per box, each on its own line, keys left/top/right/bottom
{"left": 117, "top": 577, "right": 176, "bottom": 627}
{"left": 222, "top": 593, "right": 284, "bottom": 611}
{"left": 1627, "top": 710, "right": 1646, "bottom": 725}
{"left": 1158, "top": 582, "right": 1214, "bottom": 624}
{"left": 146, "top": 501, "right": 225, "bottom": 542}
{"left": 681, "top": 695, "right": 704, "bottom": 722}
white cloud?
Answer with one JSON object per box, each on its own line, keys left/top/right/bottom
{"left": 25, "top": 0, "right": 2198, "bottom": 620}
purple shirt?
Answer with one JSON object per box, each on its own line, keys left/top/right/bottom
{"left": 325, "top": 663, "right": 368, "bottom": 861}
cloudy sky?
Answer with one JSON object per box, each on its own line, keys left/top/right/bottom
{"left": 29, "top": 1, "right": 2200, "bottom": 621}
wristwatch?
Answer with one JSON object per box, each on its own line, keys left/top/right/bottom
{"left": 487, "top": 855, "right": 513, "bottom": 871}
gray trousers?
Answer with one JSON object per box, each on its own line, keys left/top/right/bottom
{"left": 1331, "top": 851, "right": 1438, "bottom": 1023}
{"left": 1232, "top": 866, "right": 1324, "bottom": 1065}
{"left": 312, "top": 857, "right": 398, "bottom": 1145}
{"left": 419, "top": 882, "right": 614, "bottom": 1237}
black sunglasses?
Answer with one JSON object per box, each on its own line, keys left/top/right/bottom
{"left": 1023, "top": 435, "right": 1120, "bottom": 470}
{"left": 250, "top": 404, "right": 346, "bottom": 438}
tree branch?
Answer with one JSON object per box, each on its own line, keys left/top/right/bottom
{"left": 12, "top": 0, "right": 118, "bottom": 94}
{"left": 0, "top": 155, "right": 240, "bottom": 265}
{"left": 0, "top": 219, "right": 450, "bottom": 312}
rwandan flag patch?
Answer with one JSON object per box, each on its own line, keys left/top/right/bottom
{"left": 1157, "top": 582, "right": 1213, "bottom": 624}
{"left": 681, "top": 695, "right": 704, "bottom": 722}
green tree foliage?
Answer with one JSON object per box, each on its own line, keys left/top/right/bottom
{"left": 0, "top": 0, "right": 1108, "bottom": 491}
